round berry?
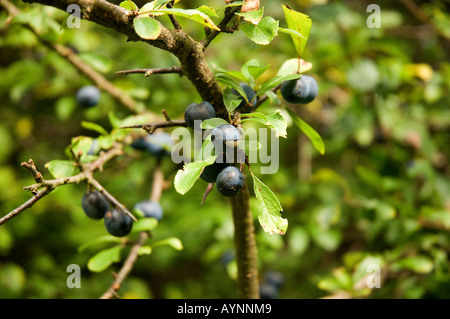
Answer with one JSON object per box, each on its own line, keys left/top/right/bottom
{"left": 104, "top": 209, "right": 133, "bottom": 237}
{"left": 81, "top": 190, "right": 109, "bottom": 220}
{"left": 211, "top": 124, "right": 241, "bottom": 151}
{"left": 184, "top": 101, "right": 216, "bottom": 130}
{"left": 216, "top": 166, "right": 245, "bottom": 197}
{"left": 134, "top": 200, "right": 163, "bottom": 221}
{"left": 280, "top": 75, "right": 318, "bottom": 104}
{"left": 76, "top": 85, "right": 100, "bottom": 108}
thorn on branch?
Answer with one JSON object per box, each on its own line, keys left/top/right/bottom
{"left": 201, "top": 183, "right": 215, "bottom": 205}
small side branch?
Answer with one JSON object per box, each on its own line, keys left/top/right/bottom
{"left": 1, "top": 142, "right": 129, "bottom": 226}
{"left": 201, "top": 5, "right": 242, "bottom": 50}
{"left": 116, "top": 66, "right": 183, "bottom": 77}
{"left": 253, "top": 83, "right": 282, "bottom": 110}
{"left": 0, "top": 187, "right": 53, "bottom": 226}
{"left": 166, "top": 1, "right": 182, "bottom": 30}
{"left": 121, "top": 120, "right": 186, "bottom": 134}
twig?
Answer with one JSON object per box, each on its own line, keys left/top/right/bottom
{"left": 121, "top": 120, "right": 186, "bottom": 134}
{"left": 0, "top": 187, "right": 53, "bottom": 225}
{"left": 398, "top": 0, "right": 450, "bottom": 43}
{"left": 0, "top": 142, "right": 135, "bottom": 226}
{"left": 101, "top": 161, "right": 165, "bottom": 299}
{"left": 201, "top": 183, "right": 214, "bottom": 205}
{"left": 100, "top": 231, "right": 149, "bottom": 299}
{"left": 253, "top": 83, "right": 282, "bottom": 110}
{"left": 116, "top": 66, "right": 183, "bottom": 77}
{"left": 201, "top": 5, "right": 242, "bottom": 50}
{"left": 166, "top": 1, "right": 182, "bottom": 30}
{"left": 21, "top": 159, "right": 45, "bottom": 184}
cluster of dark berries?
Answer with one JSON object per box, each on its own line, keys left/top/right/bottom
{"left": 184, "top": 101, "right": 246, "bottom": 198}
{"left": 82, "top": 190, "right": 164, "bottom": 237}
{"left": 259, "top": 271, "right": 285, "bottom": 299}
{"left": 81, "top": 190, "right": 133, "bottom": 237}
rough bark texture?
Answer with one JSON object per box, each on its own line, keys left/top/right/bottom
{"left": 230, "top": 182, "right": 259, "bottom": 298}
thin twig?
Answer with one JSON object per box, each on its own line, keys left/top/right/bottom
{"left": 253, "top": 83, "right": 282, "bottom": 110}
{"left": 166, "top": 1, "right": 182, "bottom": 30}
{"left": 101, "top": 162, "right": 165, "bottom": 299}
{"left": 201, "top": 5, "right": 242, "bottom": 50}
{"left": 201, "top": 183, "right": 214, "bottom": 205}
{"left": 121, "top": 120, "right": 186, "bottom": 134}
{"left": 116, "top": 66, "right": 183, "bottom": 77}
{"left": 0, "top": 187, "right": 53, "bottom": 225}
{"left": 0, "top": 142, "right": 132, "bottom": 225}
{"left": 100, "top": 231, "right": 149, "bottom": 299}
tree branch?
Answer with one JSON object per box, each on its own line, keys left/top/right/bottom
{"left": 230, "top": 180, "right": 259, "bottom": 298}
{"left": 0, "top": 142, "right": 138, "bottom": 226}
{"left": 1, "top": 0, "right": 139, "bottom": 113}
{"left": 24, "top": 0, "right": 228, "bottom": 118}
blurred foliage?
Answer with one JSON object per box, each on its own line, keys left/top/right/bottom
{"left": 0, "top": 0, "right": 449, "bottom": 299}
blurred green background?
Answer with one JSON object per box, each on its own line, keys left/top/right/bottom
{"left": 0, "top": 0, "right": 449, "bottom": 298}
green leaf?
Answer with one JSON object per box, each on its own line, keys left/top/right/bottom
{"left": 236, "top": 8, "right": 264, "bottom": 25}
{"left": 45, "top": 160, "right": 76, "bottom": 179}
{"left": 174, "top": 156, "right": 217, "bottom": 195}
{"left": 87, "top": 245, "right": 122, "bottom": 272}
{"left": 152, "top": 8, "right": 220, "bottom": 31}
{"left": 81, "top": 121, "right": 109, "bottom": 136}
{"left": 282, "top": 5, "right": 312, "bottom": 56}
{"left": 238, "top": 139, "right": 261, "bottom": 153}
{"left": 223, "top": 88, "right": 243, "bottom": 113}
{"left": 252, "top": 174, "right": 287, "bottom": 235}
{"left": 130, "top": 218, "right": 158, "bottom": 234}
{"left": 200, "top": 118, "right": 229, "bottom": 130}
{"left": 78, "top": 235, "right": 122, "bottom": 253}
{"left": 248, "top": 64, "right": 271, "bottom": 81}
{"left": 137, "top": 245, "right": 152, "bottom": 256}
{"left": 108, "top": 112, "right": 123, "bottom": 129}
{"left": 286, "top": 108, "right": 325, "bottom": 155}
{"left": 217, "top": 73, "right": 248, "bottom": 103}
{"left": 256, "top": 73, "right": 301, "bottom": 96}
{"left": 397, "top": 256, "right": 434, "bottom": 274}
{"left": 265, "top": 90, "right": 281, "bottom": 105}
{"left": 278, "top": 27, "right": 307, "bottom": 40}
{"left": 266, "top": 110, "right": 288, "bottom": 138}
{"left": 240, "top": 16, "right": 279, "bottom": 45}
{"left": 119, "top": 1, "right": 138, "bottom": 10}
{"left": 196, "top": 5, "right": 218, "bottom": 18}
{"left": 277, "top": 58, "right": 313, "bottom": 76}
{"left": 241, "top": 59, "right": 261, "bottom": 84}
{"left": 134, "top": 17, "right": 161, "bottom": 40}
{"left": 241, "top": 110, "right": 286, "bottom": 137}
{"left": 97, "top": 135, "right": 115, "bottom": 150}
{"left": 225, "top": 1, "right": 246, "bottom": 7}
{"left": 240, "top": 112, "right": 268, "bottom": 120}
{"left": 153, "top": 237, "right": 184, "bottom": 251}
{"left": 153, "top": 0, "right": 172, "bottom": 9}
